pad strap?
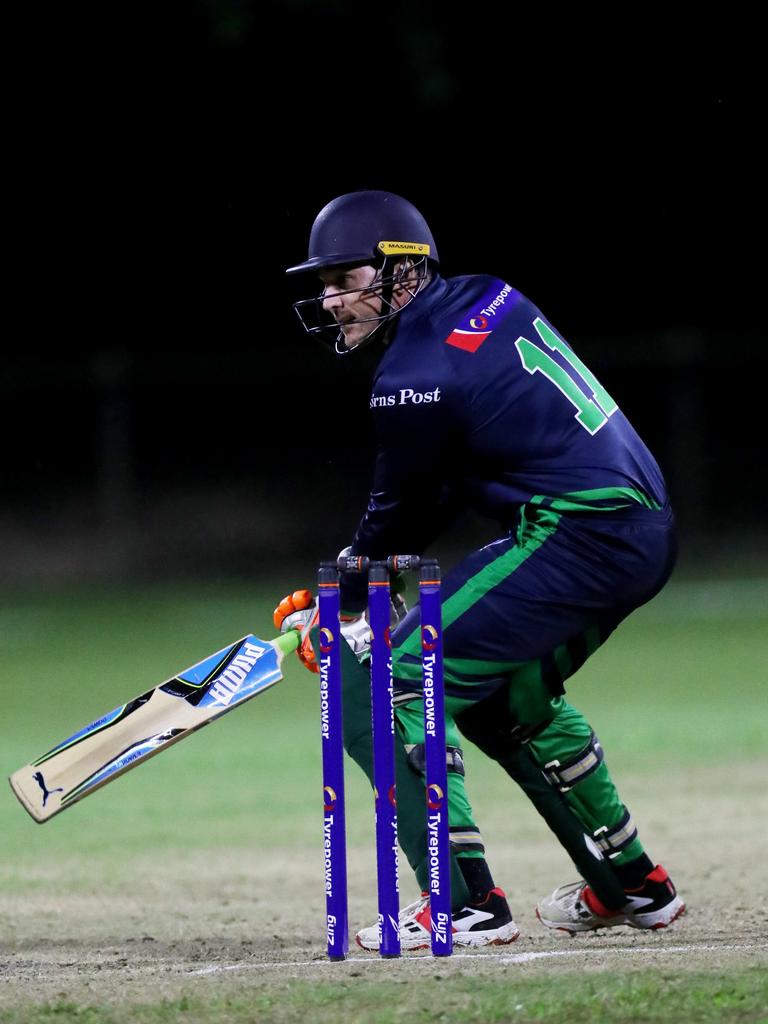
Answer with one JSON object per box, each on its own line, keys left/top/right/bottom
{"left": 393, "top": 689, "right": 422, "bottom": 708}
{"left": 593, "top": 806, "right": 638, "bottom": 857}
{"left": 448, "top": 826, "right": 485, "bottom": 854}
{"left": 405, "top": 743, "right": 466, "bottom": 777}
{"left": 543, "top": 731, "right": 604, "bottom": 793}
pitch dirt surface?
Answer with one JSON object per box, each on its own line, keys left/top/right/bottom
{"left": 1, "top": 581, "right": 766, "bottom": 1020}
{"left": 2, "top": 759, "right": 767, "bottom": 1016}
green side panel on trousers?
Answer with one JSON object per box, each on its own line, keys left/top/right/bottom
{"left": 393, "top": 656, "right": 524, "bottom": 688}
{"left": 438, "top": 659, "right": 565, "bottom": 728}
{"left": 394, "top": 507, "right": 562, "bottom": 666}
{"left": 530, "top": 486, "right": 661, "bottom": 512}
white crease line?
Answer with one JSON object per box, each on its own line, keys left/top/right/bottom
{"left": 187, "top": 942, "right": 768, "bottom": 976}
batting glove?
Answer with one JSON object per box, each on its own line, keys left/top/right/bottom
{"left": 273, "top": 588, "right": 376, "bottom": 668}
{"left": 273, "top": 590, "right": 320, "bottom": 673}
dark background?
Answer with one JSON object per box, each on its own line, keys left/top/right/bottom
{"left": 3, "top": 2, "right": 765, "bottom": 586}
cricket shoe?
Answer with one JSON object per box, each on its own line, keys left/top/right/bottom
{"left": 355, "top": 888, "right": 520, "bottom": 951}
{"left": 536, "top": 865, "right": 686, "bottom": 934}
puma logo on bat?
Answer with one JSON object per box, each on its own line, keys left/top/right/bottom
{"left": 33, "top": 771, "right": 63, "bottom": 807}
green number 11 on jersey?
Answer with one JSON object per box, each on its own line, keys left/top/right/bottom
{"left": 515, "top": 318, "right": 618, "bottom": 435}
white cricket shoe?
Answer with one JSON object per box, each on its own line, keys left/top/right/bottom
{"left": 355, "top": 888, "right": 520, "bottom": 951}
{"left": 536, "top": 864, "right": 686, "bottom": 934}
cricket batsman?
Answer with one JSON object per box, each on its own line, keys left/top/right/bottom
{"left": 275, "top": 190, "right": 685, "bottom": 949}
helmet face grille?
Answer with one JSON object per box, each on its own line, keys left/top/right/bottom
{"left": 292, "top": 254, "right": 432, "bottom": 354}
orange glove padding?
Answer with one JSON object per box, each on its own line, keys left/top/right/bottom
{"left": 273, "top": 589, "right": 319, "bottom": 674}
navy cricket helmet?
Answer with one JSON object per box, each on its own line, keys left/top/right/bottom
{"left": 286, "top": 190, "right": 438, "bottom": 353}
{"left": 285, "top": 190, "right": 438, "bottom": 275}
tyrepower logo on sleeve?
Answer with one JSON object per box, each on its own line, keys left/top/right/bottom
{"left": 444, "top": 281, "right": 518, "bottom": 353}
{"left": 370, "top": 387, "right": 441, "bottom": 409}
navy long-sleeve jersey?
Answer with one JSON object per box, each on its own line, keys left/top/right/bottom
{"left": 342, "top": 273, "right": 668, "bottom": 611}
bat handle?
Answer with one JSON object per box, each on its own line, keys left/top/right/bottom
{"left": 273, "top": 631, "right": 301, "bottom": 656}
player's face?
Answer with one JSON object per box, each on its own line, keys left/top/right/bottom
{"left": 320, "top": 265, "right": 384, "bottom": 349}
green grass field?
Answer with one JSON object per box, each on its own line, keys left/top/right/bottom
{"left": 0, "top": 576, "right": 766, "bottom": 1022}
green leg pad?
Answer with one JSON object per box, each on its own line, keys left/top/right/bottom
{"left": 528, "top": 702, "right": 645, "bottom": 866}
{"left": 455, "top": 691, "right": 627, "bottom": 910}
{"left": 336, "top": 640, "right": 472, "bottom": 909}
{"left": 396, "top": 699, "right": 485, "bottom": 864}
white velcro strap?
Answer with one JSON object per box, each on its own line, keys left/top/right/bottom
{"left": 593, "top": 808, "right": 638, "bottom": 857}
{"left": 543, "top": 733, "right": 604, "bottom": 793}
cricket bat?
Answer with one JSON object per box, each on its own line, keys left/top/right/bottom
{"left": 9, "top": 630, "right": 300, "bottom": 823}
